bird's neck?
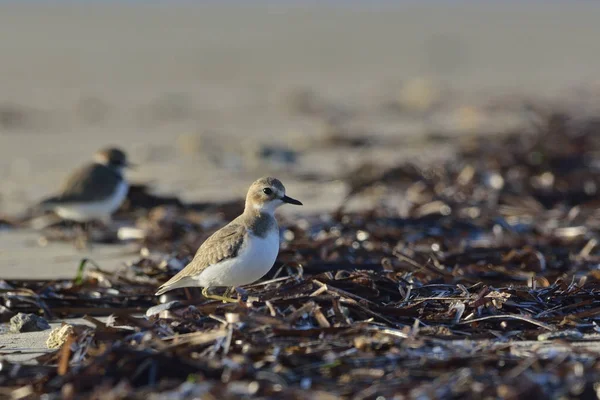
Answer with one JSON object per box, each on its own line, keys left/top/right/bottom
{"left": 99, "top": 163, "right": 125, "bottom": 178}
{"left": 244, "top": 198, "right": 278, "bottom": 216}
{"left": 243, "top": 205, "right": 275, "bottom": 219}
{"left": 242, "top": 208, "right": 278, "bottom": 238}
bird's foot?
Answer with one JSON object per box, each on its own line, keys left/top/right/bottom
{"left": 202, "top": 287, "right": 238, "bottom": 303}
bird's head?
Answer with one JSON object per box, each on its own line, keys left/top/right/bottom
{"left": 245, "top": 176, "right": 302, "bottom": 215}
{"left": 94, "top": 147, "right": 134, "bottom": 171}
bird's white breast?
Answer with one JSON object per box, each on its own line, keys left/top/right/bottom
{"left": 55, "top": 180, "right": 129, "bottom": 222}
{"left": 196, "top": 228, "right": 280, "bottom": 287}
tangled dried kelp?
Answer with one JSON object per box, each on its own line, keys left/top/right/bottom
{"left": 5, "top": 110, "right": 600, "bottom": 398}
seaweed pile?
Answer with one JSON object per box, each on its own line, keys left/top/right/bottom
{"left": 3, "top": 110, "right": 600, "bottom": 398}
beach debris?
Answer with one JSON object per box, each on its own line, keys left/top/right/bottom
{"left": 120, "top": 183, "right": 184, "bottom": 211}
{"left": 3, "top": 108, "right": 600, "bottom": 397}
{"left": 46, "top": 324, "right": 74, "bottom": 349}
{"left": 145, "top": 300, "right": 182, "bottom": 318}
{"left": 0, "top": 304, "right": 16, "bottom": 322}
{"left": 9, "top": 313, "right": 50, "bottom": 333}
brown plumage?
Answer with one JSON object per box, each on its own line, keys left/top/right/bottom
{"left": 38, "top": 147, "right": 133, "bottom": 224}
{"left": 42, "top": 164, "right": 123, "bottom": 204}
{"left": 155, "top": 218, "right": 246, "bottom": 295}
{"left": 40, "top": 147, "right": 131, "bottom": 205}
{"left": 155, "top": 177, "right": 302, "bottom": 296}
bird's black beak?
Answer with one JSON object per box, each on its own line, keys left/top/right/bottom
{"left": 124, "top": 162, "right": 136, "bottom": 169}
{"left": 281, "top": 195, "right": 303, "bottom": 206}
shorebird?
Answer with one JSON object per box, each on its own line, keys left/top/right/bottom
{"left": 155, "top": 177, "right": 302, "bottom": 301}
{"left": 39, "top": 147, "right": 133, "bottom": 223}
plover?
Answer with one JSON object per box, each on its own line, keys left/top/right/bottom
{"left": 40, "top": 147, "right": 133, "bottom": 223}
{"left": 155, "top": 176, "right": 302, "bottom": 300}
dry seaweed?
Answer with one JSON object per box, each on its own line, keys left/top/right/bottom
{"left": 4, "top": 110, "right": 600, "bottom": 398}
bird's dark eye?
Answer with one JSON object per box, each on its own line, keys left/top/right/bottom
{"left": 263, "top": 188, "right": 273, "bottom": 195}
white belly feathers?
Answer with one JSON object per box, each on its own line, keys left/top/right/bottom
{"left": 55, "top": 180, "right": 129, "bottom": 222}
{"left": 195, "top": 228, "right": 280, "bottom": 287}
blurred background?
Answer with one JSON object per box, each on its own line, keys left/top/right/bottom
{"left": 0, "top": 1, "right": 599, "bottom": 218}
{"left": 5, "top": 1, "right": 600, "bottom": 386}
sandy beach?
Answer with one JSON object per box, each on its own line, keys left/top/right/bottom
{"left": 3, "top": 1, "right": 600, "bottom": 371}
{"left": 2, "top": 1, "right": 600, "bottom": 277}
{"left": 2, "top": 2, "right": 600, "bottom": 218}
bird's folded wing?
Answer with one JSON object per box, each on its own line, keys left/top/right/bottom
{"left": 158, "top": 221, "right": 246, "bottom": 289}
{"left": 56, "top": 164, "right": 123, "bottom": 203}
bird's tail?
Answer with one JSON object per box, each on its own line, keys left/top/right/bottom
{"left": 155, "top": 276, "right": 196, "bottom": 296}
{"left": 37, "top": 196, "right": 60, "bottom": 210}
{"left": 155, "top": 285, "right": 170, "bottom": 296}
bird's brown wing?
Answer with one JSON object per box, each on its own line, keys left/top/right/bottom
{"left": 50, "top": 164, "right": 123, "bottom": 203}
{"left": 156, "top": 220, "right": 246, "bottom": 293}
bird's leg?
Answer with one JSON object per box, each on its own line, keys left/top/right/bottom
{"left": 201, "top": 287, "right": 238, "bottom": 303}
{"left": 74, "top": 222, "right": 92, "bottom": 250}
{"left": 84, "top": 222, "right": 93, "bottom": 249}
